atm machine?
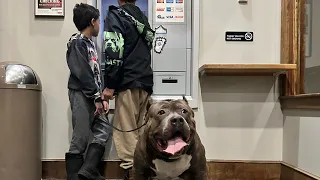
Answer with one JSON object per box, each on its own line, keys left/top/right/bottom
{"left": 94, "top": 0, "right": 199, "bottom": 109}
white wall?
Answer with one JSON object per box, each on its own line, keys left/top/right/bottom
{"left": 281, "top": 2, "right": 320, "bottom": 177}
{"left": 197, "top": 76, "right": 283, "bottom": 160}
{"left": 0, "top": 0, "right": 283, "bottom": 161}
{"left": 0, "top": 0, "right": 87, "bottom": 159}
{"left": 305, "top": 0, "right": 320, "bottom": 93}
{"left": 283, "top": 110, "right": 320, "bottom": 177}
{"left": 200, "top": 0, "right": 281, "bottom": 65}
{"left": 198, "top": 0, "right": 282, "bottom": 160}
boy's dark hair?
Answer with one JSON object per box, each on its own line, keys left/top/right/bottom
{"left": 121, "top": 0, "right": 137, "bottom": 3}
{"left": 73, "top": 3, "right": 100, "bottom": 31}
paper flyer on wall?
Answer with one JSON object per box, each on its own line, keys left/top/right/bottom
{"left": 156, "top": 0, "right": 185, "bottom": 23}
{"left": 35, "top": 0, "right": 64, "bottom": 16}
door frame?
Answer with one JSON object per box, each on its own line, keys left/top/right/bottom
{"left": 281, "top": 0, "right": 306, "bottom": 95}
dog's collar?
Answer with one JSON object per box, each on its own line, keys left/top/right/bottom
{"left": 156, "top": 156, "right": 181, "bottom": 162}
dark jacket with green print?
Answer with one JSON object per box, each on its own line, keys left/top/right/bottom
{"left": 103, "top": 4, "right": 155, "bottom": 94}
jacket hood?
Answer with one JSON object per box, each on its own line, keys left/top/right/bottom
{"left": 67, "top": 33, "right": 81, "bottom": 50}
{"left": 109, "top": 5, "right": 155, "bottom": 48}
{"left": 66, "top": 33, "right": 94, "bottom": 56}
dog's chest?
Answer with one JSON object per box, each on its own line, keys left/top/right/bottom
{"left": 150, "top": 154, "right": 192, "bottom": 180}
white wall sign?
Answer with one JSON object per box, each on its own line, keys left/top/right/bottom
{"left": 155, "top": 0, "right": 185, "bottom": 23}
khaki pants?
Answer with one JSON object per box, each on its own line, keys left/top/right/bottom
{"left": 113, "top": 89, "right": 150, "bottom": 169}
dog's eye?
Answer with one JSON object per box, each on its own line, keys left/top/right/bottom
{"left": 158, "top": 110, "right": 165, "bottom": 115}
{"left": 182, "top": 109, "right": 187, "bottom": 114}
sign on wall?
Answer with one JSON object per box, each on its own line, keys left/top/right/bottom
{"left": 35, "top": 0, "right": 65, "bottom": 17}
{"left": 155, "top": 0, "right": 184, "bottom": 23}
{"left": 225, "top": 31, "right": 254, "bottom": 42}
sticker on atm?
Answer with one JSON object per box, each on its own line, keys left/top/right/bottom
{"left": 175, "top": 15, "right": 184, "bottom": 18}
{"left": 175, "top": 7, "right": 184, "bottom": 12}
{"left": 166, "top": 7, "right": 174, "bottom": 12}
{"left": 175, "top": 0, "right": 183, "bottom": 3}
{"left": 157, "top": 14, "right": 165, "bottom": 19}
{"left": 157, "top": 7, "right": 165, "bottom": 11}
{"left": 157, "top": 0, "right": 164, "bottom": 3}
{"left": 166, "top": 0, "right": 174, "bottom": 3}
{"left": 155, "top": 25, "right": 168, "bottom": 34}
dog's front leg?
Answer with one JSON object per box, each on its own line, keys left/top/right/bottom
{"left": 191, "top": 158, "right": 208, "bottom": 180}
{"left": 194, "top": 170, "right": 208, "bottom": 180}
{"left": 133, "top": 166, "right": 155, "bottom": 180}
{"left": 132, "top": 147, "right": 151, "bottom": 180}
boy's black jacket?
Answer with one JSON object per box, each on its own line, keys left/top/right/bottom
{"left": 66, "top": 33, "right": 101, "bottom": 101}
{"left": 103, "top": 4, "right": 155, "bottom": 94}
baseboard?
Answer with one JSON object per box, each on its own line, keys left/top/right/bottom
{"left": 43, "top": 160, "right": 124, "bottom": 179}
{"left": 41, "top": 159, "right": 317, "bottom": 180}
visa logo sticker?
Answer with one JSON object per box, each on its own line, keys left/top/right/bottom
{"left": 175, "top": 7, "right": 184, "bottom": 12}
{"left": 166, "top": 0, "right": 174, "bottom": 3}
{"left": 166, "top": 7, "right": 174, "bottom": 12}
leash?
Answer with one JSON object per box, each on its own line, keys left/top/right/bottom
{"left": 98, "top": 113, "right": 148, "bottom": 133}
{"left": 97, "top": 97, "right": 149, "bottom": 132}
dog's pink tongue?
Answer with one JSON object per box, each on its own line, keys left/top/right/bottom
{"left": 163, "top": 137, "right": 187, "bottom": 155}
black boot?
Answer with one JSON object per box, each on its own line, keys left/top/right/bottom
{"left": 78, "top": 143, "right": 105, "bottom": 180}
{"left": 65, "top": 153, "right": 84, "bottom": 180}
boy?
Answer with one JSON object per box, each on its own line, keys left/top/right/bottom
{"left": 65, "top": 3, "right": 110, "bottom": 180}
{"left": 102, "top": 0, "right": 155, "bottom": 179}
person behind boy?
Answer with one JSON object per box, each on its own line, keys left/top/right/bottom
{"left": 102, "top": 0, "right": 155, "bottom": 179}
{"left": 65, "top": 3, "right": 111, "bottom": 180}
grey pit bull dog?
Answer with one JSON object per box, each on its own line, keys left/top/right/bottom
{"left": 133, "top": 97, "right": 207, "bottom": 180}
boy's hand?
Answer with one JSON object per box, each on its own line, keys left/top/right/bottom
{"left": 102, "top": 100, "right": 110, "bottom": 113}
{"left": 94, "top": 102, "right": 104, "bottom": 116}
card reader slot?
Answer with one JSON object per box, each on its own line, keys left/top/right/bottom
{"left": 162, "top": 79, "right": 178, "bottom": 83}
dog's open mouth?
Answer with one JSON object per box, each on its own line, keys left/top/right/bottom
{"left": 156, "top": 132, "right": 190, "bottom": 155}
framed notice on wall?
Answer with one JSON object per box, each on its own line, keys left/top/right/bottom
{"left": 35, "top": 0, "right": 65, "bottom": 17}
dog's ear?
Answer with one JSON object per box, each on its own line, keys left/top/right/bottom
{"left": 182, "top": 96, "right": 189, "bottom": 104}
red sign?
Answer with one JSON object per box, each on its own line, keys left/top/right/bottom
{"left": 38, "top": 0, "right": 62, "bottom": 9}
{"left": 157, "top": 7, "right": 165, "bottom": 11}
{"left": 35, "top": 0, "right": 64, "bottom": 16}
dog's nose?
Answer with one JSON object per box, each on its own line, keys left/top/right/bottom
{"left": 170, "top": 116, "right": 184, "bottom": 127}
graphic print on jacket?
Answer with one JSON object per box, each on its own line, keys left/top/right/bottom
{"left": 87, "top": 41, "right": 102, "bottom": 91}
{"left": 66, "top": 33, "right": 102, "bottom": 100}
{"left": 103, "top": 4, "right": 155, "bottom": 94}
{"left": 104, "top": 31, "right": 124, "bottom": 66}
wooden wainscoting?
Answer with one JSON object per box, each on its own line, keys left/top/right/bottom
{"left": 42, "top": 160, "right": 319, "bottom": 180}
